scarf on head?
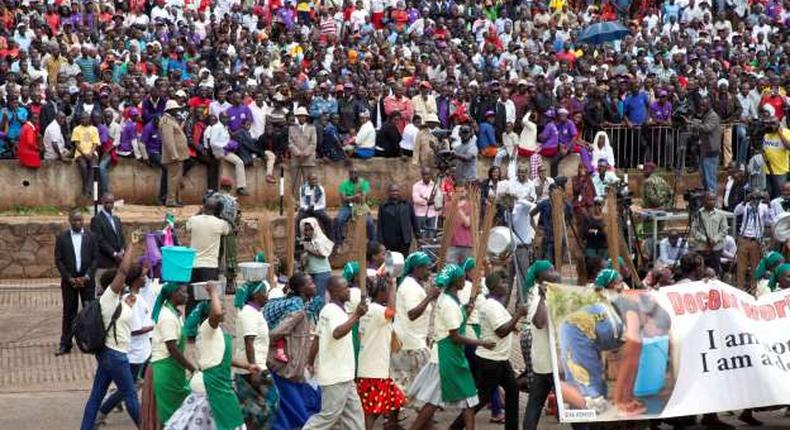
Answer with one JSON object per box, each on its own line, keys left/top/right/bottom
{"left": 299, "top": 217, "right": 334, "bottom": 257}
{"left": 768, "top": 263, "right": 790, "bottom": 292}
{"left": 594, "top": 269, "right": 620, "bottom": 290}
{"left": 436, "top": 263, "right": 464, "bottom": 289}
{"left": 524, "top": 260, "right": 553, "bottom": 293}
{"left": 233, "top": 280, "right": 267, "bottom": 309}
{"left": 754, "top": 251, "right": 784, "bottom": 281}
{"left": 400, "top": 251, "right": 431, "bottom": 283}
{"left": 462, "top": 257, "right": 476, "bottom": 274}
{"left": 342, "top": 261, "right": 360, "bottom": 283}
{"left": 182, "top": 302, "right": 210, "bottom": 338}
{"left": 151, "top": 282, "right": 182, "bottom": 322}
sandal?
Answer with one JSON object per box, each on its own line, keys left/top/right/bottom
{"left": 489, "top": 415, "right": 506, "bottom": 424}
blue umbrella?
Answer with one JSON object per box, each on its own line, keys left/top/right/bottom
{"left": 577, "top": 21, "right": 630, "bottom": 45}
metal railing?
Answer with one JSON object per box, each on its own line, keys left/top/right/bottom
{"left": 583, "top": 123, "right": 748, "bottom": 170}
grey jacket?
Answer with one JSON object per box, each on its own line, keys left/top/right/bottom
{"left": 690, "top": 110, "right": 722, "bottom": 157}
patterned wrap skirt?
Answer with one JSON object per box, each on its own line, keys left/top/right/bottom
{"left": 234, "top": 373, "right": 280, "bottom": 430}
{"left": 356, "top": 377, "right": 407, "bottom": 415}
{"left": 389, "top": 347, "right": 430, "bottom": 394}
{"left": 163, "top": 392, "right": 247, "bottom": 430}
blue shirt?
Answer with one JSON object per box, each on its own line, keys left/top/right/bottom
{"left": 623, "top": 91, "right": 649, "bottom": 125}
{"left": 478, "top": 121, "right": 497, "bottom": 150}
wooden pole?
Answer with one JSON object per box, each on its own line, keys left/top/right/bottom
{"left": 354, "top": 214, "right": 368, "bottom": 295}
{"left": 604, "top": 189, "right": 621, "bottom": 273}
{"left": 258, "top": 214, "right": 278, "bottom": 288}
{"left": 285, "top": 193, "right": 296, "bottom": 277}
{"left": 550, "top": 188, "right": 565, "bottom": 274}
{"left": 472, "top": 193, "right": 497, "bottom": 298}
{"left": 437, "top": 193, "right": 459, "bottom": 268}
{"left": 468, "top": 185, "right": 481, "bottom": 295}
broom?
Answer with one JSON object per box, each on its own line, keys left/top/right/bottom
{"left": 437, "top": 192, "right": 459, "bottom": 268}
{"left": 353, "top": 213, "right": 368, "bottom": 295}
{"left": 550, "top": 188, "right": 565, "bottom": 274}
{"left": 257, "top": 214, "right": 278, "bottom": 289}
{"left": 285, "top": 193, "right": 296, "bottom": 277}
{"left": 472, "top": 191, "right": 497, "bottom": 299}
{"left": 604, "top": 189, "right": 621, "bottom": 273}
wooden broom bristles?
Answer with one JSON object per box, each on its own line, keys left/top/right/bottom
{"left": 258, "top": 214, "right": 278, "bottom": 288}
{"left": 437, "top": 192, "right": 459, "bottom": 268}
{"left": 353, "top": 213, "right": 368, "bottom": 295}
{"left": 472, "top": 191, "right": 497, "bottom": 298}
{"left": 550, "top": 188, "right": 565, "bottom": 273}
{"left": 604, "top": 189, "right": 621, "bottom": 273}
{"left": 285, "top": 193, "right": 296, "bottom": 277}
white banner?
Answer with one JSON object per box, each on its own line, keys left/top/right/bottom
{"left": 546, "top": 280, "right": 790, "bottom": 423}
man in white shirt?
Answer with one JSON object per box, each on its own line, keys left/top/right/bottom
{"left": 657, "top": 231, "right": 688, "bottom": 267}
{"left": 304, "top": 276, "right": 367, "bottom": 430}
{"left": 399, "top": 115, "right": 420, "bottom": 156}
{"left": 206, "top": 112, "right": 248, "bottom": 194}
{"left": 591, "top": 159, "right": 620, "bottom": 197}
{"left": 733, "top": 193, "right": 772, "bottom": 289}
{"left": 498, "top": 165, "right": 537, "bottom": 203}
{"left": 43, "top": 111, "right": 67, "bottom": 160}
{"left": 353, "top": 110, "right": 376, "bottom": 157}
{"left": 297, "top": 173, "right": 332, "bottom": 236}
{"left": 186, "top": 198, "right": 231, "bottom": 312}
{"left": 248, "top": 91, "right": 269, "bottom": 141}
{"left": 769, "top": 182, "right": 790, "bottom": 222}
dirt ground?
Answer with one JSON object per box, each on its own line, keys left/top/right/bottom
{"left": 0, "top": 281, "right": 787, "bottom": 430}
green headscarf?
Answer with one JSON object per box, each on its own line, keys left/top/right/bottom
{"left": 400, "top": 251, "right": 431, "bottom": 282}
{"left": 462, "top": 257, "right": 476, "bottom": 273}
{"left": 233, "top": 280, "right": 267, "bottom": 309}
{"left": 254, "top": 251, "right": 266, "bottom": 263}
{"left": 754, "top": 251, "right": 784, "bottom": 281}
{"left": 768, "top": 263, "right": 790, "bottom": 291}
{"left": 523, "top": 260, "right": 553, "bottom": 293}
{"left": 151, "top": 282, "right": 182, "bottom": 323}
{"left": 436, "top": 264, "right": 465, "bottom": 289}
{"left": 594, "top": 269, "right": 621, "bottom": 290}
{"left": 183, "top": 302, "right": 210, "bottom": 338}
{"left": 342, "top": 261, "right": 360, "bottom": 283}
{"left": 607, "top": 257, "right": 627, "bottom": 270}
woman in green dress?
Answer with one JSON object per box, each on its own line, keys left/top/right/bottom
{"left": 407, "top": 264, "right": 495, "bottom": 430}
{"left": 150, "top": 282, "right": 194, "bottom": 426}
{"left": 164, "top": 283, "right": 260, "bottom": 430}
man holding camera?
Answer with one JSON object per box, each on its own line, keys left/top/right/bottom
{"left": 687, "top": 98, "right": 722, "bottom": 194}
{"left": 689, "top": 193, "right": 730, "bottom": 276}
{"left": 732, "top": 192, "right": 772, "bottom": 291}
{"left": 758, "top": 105, "right": 790, "bottom": 199}
{"left": 453, "top": 125, "right": 478, "bottom": 184}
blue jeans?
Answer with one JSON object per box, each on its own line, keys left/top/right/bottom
{"left": 700, "top": 154, "right": 720, "bottom": 194}
{"left": 98, "top": 153, "right": 112, "bottom": 196}
{"left": 99, "top": 361, "right": 147, "bottom": 415}
{"left": 80, "top": 347, "right": 140, "bottom": 430}
{"left": 334, "top": 205, "right": 373, "bottom": 244}
{"left": 309, "top": 271, "right": 332, "bottom": 307}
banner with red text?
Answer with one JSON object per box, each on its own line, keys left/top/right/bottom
{"left": 545, "top": 280, "right": 790, "bottom": 423}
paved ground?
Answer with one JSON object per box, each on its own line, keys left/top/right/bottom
{"left": 0, "top": 280, "right": 787, "bottom": 430}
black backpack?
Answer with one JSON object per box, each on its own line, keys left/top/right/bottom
{"left": 74, "top": 299, "right": 122, "bottom": 354}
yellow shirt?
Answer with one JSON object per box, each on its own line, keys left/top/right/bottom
{"left": 296, "top": 2, "right": 311, "bottom": 12}
{"left": 70, "top": 125, "right": 100, "bottom": 158}
{"left": 762, "top": 129, "right": 790, "bottom": 175}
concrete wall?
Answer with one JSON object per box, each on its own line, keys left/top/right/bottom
{"left": 0, "top": 154, "right": 588, "bottom": 210}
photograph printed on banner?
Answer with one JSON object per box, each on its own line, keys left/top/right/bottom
{"left": 546, "top": 283, "right": 674, "bottom": 422}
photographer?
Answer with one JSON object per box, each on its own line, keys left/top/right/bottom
{"left": 732, "top": 191, "right": 772, "bottom": 292}
{"left": 453, "top": 126, "right": 478, "bottom": 184}
{"left": 687, "top": 99, "right": 722, "bottom": 194}
{"left": 688, "top": 192, "right": 729, "bottom": 276}
{"left": 758, "top": 105, "right": 790, "bottom": 199}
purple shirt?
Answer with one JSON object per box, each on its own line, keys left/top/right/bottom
{"left": 141, "top": 121, "right": 162, "bottom": 155}
{"left": 118, "top": 120, "right": 138, "bottom": 153}
{"left": 649, "top": 101, "right": 673, "bottom": 122}
{"left": 539, "top": 122, "right": 559, "bottom": 149}
{"left": 556, "top": 119, "right": 577, "bottom": 148}
{"left": 277, "top": 8, "right": 295, "bottom": 30}
{"left": 226, "top": 104, "right": 253, "bottom": 132}
{"left": 97, "top": 124, "right": 111, "bottom": 145}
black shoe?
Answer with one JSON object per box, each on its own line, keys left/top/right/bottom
{"left": 738, "top": 411, "right": 763, "bottom": 426}
{"left": 55, "top": 346, "right": 71, "bottom": 356}
{"left": 237, "top": 187, "right": 250, "bottom": 196}
{"left": 701, "top": 415, "right": 735, "bottom": 430}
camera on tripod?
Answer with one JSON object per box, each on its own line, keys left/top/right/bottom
{"left": 683, "top": 188, "right": 706, "bottom": 213}
{"left": 609, "top": 181, "right": 633, "bottom": 207}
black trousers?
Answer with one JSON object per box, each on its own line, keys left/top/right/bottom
{"left": 524, "top": 372, "right": 589, "bottom": 430}
{"left": 60, "top": 277, "right": 96, "bottom": 350}
{"left": 183, "top": 152, "right": 219, "bottom": 193}
{"left": 449, "top": 357, "right": 519, "bottom": 430}
{"left": 700, "top": 250, "right": 722, "bottom": 277}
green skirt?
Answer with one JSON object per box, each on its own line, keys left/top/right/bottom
{"left": 152, "top": 357, "right": 190, "bottom": 424}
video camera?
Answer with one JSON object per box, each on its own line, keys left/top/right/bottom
{"left": 611, "top": 180, "right": 633, "bottom": 207}
{"left": 683, "top": 188, "right": 706, "bottom": 213}
{"left": 435, "top": 149, "right": 455, "bottom": 174}
{"left": 431, "top": 128, "right": 452, "bottom": 139}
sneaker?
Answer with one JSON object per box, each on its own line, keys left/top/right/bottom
{"left": 237, "top": 187, "right": 251, "bottom": 196}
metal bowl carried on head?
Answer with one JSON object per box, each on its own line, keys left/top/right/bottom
{"left": 385, "top": 251, "right": 405, "bottom": 278}
{"left": 239, "top": 262, "right": 269, "bottom": 282}
{"left": 773, "top": 212, "right": 790, "bottom": 242}
{"left": 487, "top": 226, "right": 515, "bottom": 258}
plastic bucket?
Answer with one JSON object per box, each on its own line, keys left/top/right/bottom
{"left": 239, "top": 262, "right": 269, "bottom": 282}
{"left": 633, "top": 335, "right": 669, "bottom": 397}
{"left": 161, "top": 246, "right": 197, "bottom": 283}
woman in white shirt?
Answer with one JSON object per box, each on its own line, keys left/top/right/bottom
{"left": 80, "top": 243, "right": 141, "bottom": 430}
{"left": 165, "top": 283, "right": 259, "bottom": 430}
{"left": 233, "top": 280, "right": 279, "bottom": 430}
{"left": 355, "top": 274, "right": 406, "bottom": 430}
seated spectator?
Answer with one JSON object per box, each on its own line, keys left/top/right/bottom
{"left": 478, "top": 110, "right": 498, "bottom": 158}
{"left": 297, "top": 173, "right": 333, "bottom": 237}
{"left": 335, "top": 163, "right": 374, "bottom": 245}
{"left": 206, "top": 112, "right": 249, "bottom": 196}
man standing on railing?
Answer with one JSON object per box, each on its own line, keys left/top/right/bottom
{"left": 688, "top": 98, "right": 722, "bottom": 194}
{"left": 737, "top": 82, "right": 760, "bottom": 164}
{"left": 713, "top": 80, "right": 742, "bottom": 167}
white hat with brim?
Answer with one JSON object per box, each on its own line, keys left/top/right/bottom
{"left": 295, "top": 107, "right": 309, "bottom": 117}
{"left": 165, "top": 100, "right": 181, "bottom": 111}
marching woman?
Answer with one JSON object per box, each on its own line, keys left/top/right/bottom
{"left": 408, "top": 264, "right": 495, "bottom": 430}
{"left": 263, "top": 272, "right": 323, "bottom": 430}
{"left": 356, "top": 271, "right": 407, "bottom": 430}
{"left": 165, "top": 283, "right": 254, "bottom": 430}
{"left": 150, "top": 282, "right": 194, "bottom": 427}
{"left": 233, "top": 281, "right": 279, "bottom": 430}
{"left": 754, "top": 251, "right": 785, "bottom": 296}
{"left": 518, "top": 260, "right": 555, "bottom": 399}
{"left": 80, "top": 242, "right": 142, "bottom": 430}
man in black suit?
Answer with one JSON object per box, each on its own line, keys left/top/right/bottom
{"left": 54, "top": 209, "right": 99, "bottom": 356}
{"left": 91, "top": 193, "right": 125, "bottom": 295}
